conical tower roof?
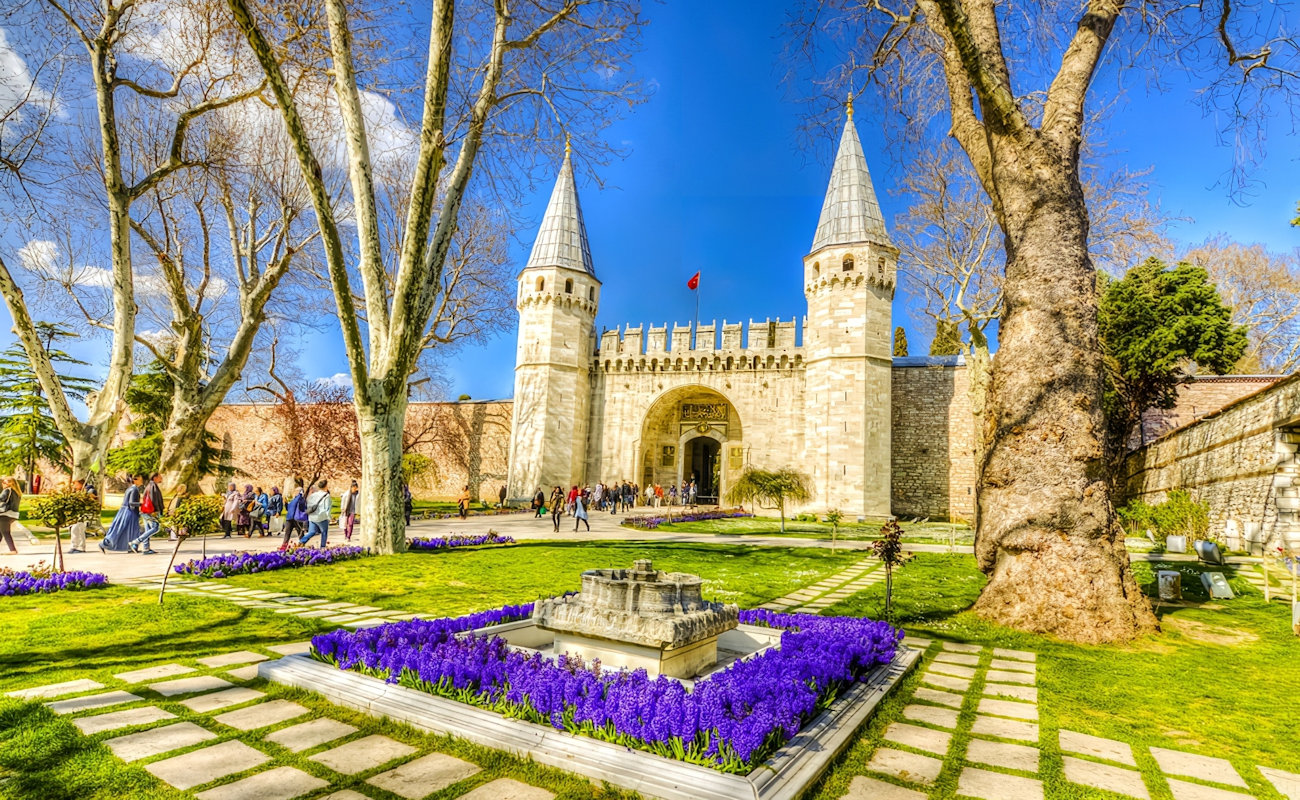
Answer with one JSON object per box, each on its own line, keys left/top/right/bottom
{"left": 810, "top": 107, "right": 891, "bottom": 252}
{"left": 525, "top": 145, "right": 596, "bottom": 277}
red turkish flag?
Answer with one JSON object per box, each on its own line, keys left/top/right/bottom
{"left": 687, "top": 271, "right": 700, "bottom": 290}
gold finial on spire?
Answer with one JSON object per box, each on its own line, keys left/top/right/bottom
{"left": 564, "top": 133, "right": 572, "bottom": 158}
{"left": 846, "top": 90, "right": 854, "bottom": 120}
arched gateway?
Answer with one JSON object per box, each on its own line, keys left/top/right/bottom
{"left": 636, "top": 386, "right": 743, "bottom": 504}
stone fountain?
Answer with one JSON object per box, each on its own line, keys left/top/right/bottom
{"left": 532, "top": 559, "right": 740, "bottom": 678}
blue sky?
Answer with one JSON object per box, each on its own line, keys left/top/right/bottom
{"left": 3, "top": 1, "right": 1298, "bottom": 402}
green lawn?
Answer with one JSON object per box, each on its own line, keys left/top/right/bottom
{"left": 642, "top": 516, "right": 975, "bottom": 545}
{"left": 217, "top": 541, "right": 865, "bottom": 611}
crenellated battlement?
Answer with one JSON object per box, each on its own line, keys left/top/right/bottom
{"left": 596, "top": 317, "right": 806, "bottom": 373}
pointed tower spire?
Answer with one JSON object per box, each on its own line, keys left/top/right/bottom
{"left": 525, "top": 141, "right": 595, "bottom": 276}
{"left": 809, "top": 101, "right": 890, "bottom": 252}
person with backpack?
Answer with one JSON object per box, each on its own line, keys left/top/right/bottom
{"left": 0, "top": 477, "right": 21, "bottom": 555}
{"left": 129, "top": 473, "right": 164, "bottom": 554}
{"left": 255, "top": 487, "right": 271, "bottom": 536}
{"left": 267, "top": 486, "right": 285, "bottom": 537}
{"left": 282, "top": 487, "right": 307, "bottom": 549}
{"left": 299, "top": 480, "right": 332, "bottom": 547}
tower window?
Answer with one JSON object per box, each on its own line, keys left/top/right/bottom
{"left": 842, "top": 255, "right": 854, "bottom": 272}
{"left": 565, "top": 279, "right": 574, "bottom": 294}
{"left": 813, "top": 262, "right": 820, "bottom": 278}
{"left": 535, "top": 277, "right": 545, "bottom": 292}
{"left": 588, "top": 286, "right": 595, "bottom": 301}
{"left": 877, "top": 258, "right": 885, "bottom": 276}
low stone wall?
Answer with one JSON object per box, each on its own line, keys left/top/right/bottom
{"left": 1122, "top": 374, "right": 1300, "bottom": 551}
{"left": 890, "top": 358, "right": 977, "bottom": 521}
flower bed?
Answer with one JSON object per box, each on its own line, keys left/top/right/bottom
{"left": 406, "top": 532, "right": 516, "bottom": 551}
{"left": 621, "top": 509, "right": 754, "bottom": 531}
{"left": 174, "top": 545, "right": 369, "bottom": 578}
{"left": 311, "top": 603, "right": 900, "bottom": 773}
{"left": 0, "top": 569, "right": 108, "bottom": 596}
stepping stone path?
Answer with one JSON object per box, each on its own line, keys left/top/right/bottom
{"left": 757, "top": 558, "right": 884, "bottom": 613}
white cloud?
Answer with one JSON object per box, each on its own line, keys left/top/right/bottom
{"left": 315, "top": 372, "right": 352, "bottom": 389}
{"left": 0, "top": 27, "right": 55, "bottom": 120}
{"left": 19, "top": 239, "right": 113, "bottom": 289}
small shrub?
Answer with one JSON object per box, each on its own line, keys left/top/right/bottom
{"left": 163, "top": 495, "right": 224, "bottom": 538}
{"left": 1118, "top": 490, "right": 1211, "bottom": 546}
{"left": 27, "top": 491, "right": 99, "bottom": 535}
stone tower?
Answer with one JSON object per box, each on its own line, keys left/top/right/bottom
{"left": 802, "top": 100, "right": 897, "bottom": 517}
{"left": 506, "top": 144, "right": 600, "bottom": 500}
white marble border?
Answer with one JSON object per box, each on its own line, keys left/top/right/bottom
{"left": 259, "top": 645, "right": 919, "bottom": 800}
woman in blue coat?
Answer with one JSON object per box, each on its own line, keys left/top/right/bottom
{"left": 101, "top": 475, "right": 144, "bottom": 553}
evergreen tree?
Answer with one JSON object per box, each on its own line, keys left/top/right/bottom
{"left": 0, "top": 324, "right": 97, "bottom": 485}
{"left": 1100, "top": 257, "right": 1248, "bottom": 463}
{"left": 929, "top": 319, "right": 962, "bottom": 356}
{"left": 893, "top": 326, "right": 909, "bottom": 357}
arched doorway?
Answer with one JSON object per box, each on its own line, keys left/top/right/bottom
{"left": 636, "top": 385, "right": 743, "bottom": 505}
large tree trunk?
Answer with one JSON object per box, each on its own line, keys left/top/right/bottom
{"left": 974, "top": 161, "right": 1157, "bottom": 643}
{"left": 158, "top": 405, "right": 210, "bottom": 493}
{"left": 356, "top": 392, "right": 409, "bottom": 555}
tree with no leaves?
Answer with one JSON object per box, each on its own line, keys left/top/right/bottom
{"left": 227, "top": 0, "right": 644, "bottom": 554}
{"left": 794, "top": 0, "right": 1297, "bottom": 642}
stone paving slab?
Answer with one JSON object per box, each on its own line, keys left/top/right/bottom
{"left": 345, "top": 619, "right": 388, "bottom": 629}
{"left": 47, "top": 690, "right": 143, "bottom": 715}
{"left": 940, "top": 641, "right": 982, "bottom": 653}
{"left": 914, "top": 687, "right": 964, "bottom": 709}
{"left": 966, "top": 739, "right": 1040, "bottom": 773}
{"left": 195, "top": 765, "right": 329, "bottom": 800}
{"left": 921, "top": 672, "right": 971, "bottom": 693}
{"left": 198, "top": 651, "right": 270, "bottom": 668}
{"left": 265, "top": 718, "right": 358, "bottom": 752}
{"left": 268, "top": 642, "right": 313, "bottom": 656}
{"left": 993, "top": 648, "right": 1036, "bottom": 662}
{"left": 985, "top": 669, "right": 1035, "bottom": 685}
{"left": 181, "top": 687, "right": 266, "bottom": 713}
{"left": 933, "top": 652, "right": 980, "bottom": 666}
{"left": 105, "top": 721, "right": 216, "bottom": 761}
{"left": 970, "top": 715, "right": 1039, "bottom": 742}
{"left": 74, "top": 705, "right": 176, "bottom": 735}
{"left": 842, "top": 775, "right": 928, "bottom": 800}
{"left": 988, "top": 658, "right": 1035, "bottom": 674}
{"left": 984, "top": 683, "right": 1037, "bottom": 703}
{"left": 928, "top": 662, "right": 976, "bottom": 680}
{"left": 867, "top": 747, "right": 944, "bottom": 785}
{"left": 957, "top": 766, "right": 1044, "bottom": 800}
{"left": 883, "top": 722, "right": 952, "bottom": 755}
{"left": 902, "top": 704, "right": 960, "bottom": 729}
{"left": 905, "top": 637, "right": 932, "bottom": 650}
{"left": 343, "top": 606, "right": 382, "bottom": 613}
{"left": 150, "top": 675, "right": 234, "bottom": 696}
{"left": 296, "top": 609, "right": 338, "bottom": 618}
{"left": 309, "top": 734, "right": 417, "bottom": 775}
{"left": 1059, "top": 729, "right": 1136, "bottom": 766}
{"left": 325, "top": 614, "right": 364, "bottom": 623}
{"left": 227, "top": 665, "right": 262, "bottom": 681}
{"left": 458, "top": 778, "right": 555, "bottom": 800}
{"left": 1151, "top": 747, "right": 1248, "bottom": 788}
{"left": 1063, "top": 755, "right": 1150, "bottom": 799}
{"left": 977, "top": 697, "right": 1038, "bottom": 721}
{"left": 215, "top": 699, "right": 309, "bottom": 731}
{"left": 6, "top": 678, "right": 105, "bottom": 699}
{"left": 1166, "top": 778, "right": 1253, "bottom": 800}
{"left": 1261, "top": 766, "right": 1300, "bottom": 800}
{"left": 366, "top": 752, "right": 481, "bottom": 799}
{"left": 114, "top": 664, "right": 196, "bottom": 683}
{"left": 318, "top": 793, "right": 371, "bottom": 800}
{"left": 146, "top": 738, "right": 271, "bottom": 790}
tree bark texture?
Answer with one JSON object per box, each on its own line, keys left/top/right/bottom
{"left": 356, "top": 394, "right": 409, "bottom": 555}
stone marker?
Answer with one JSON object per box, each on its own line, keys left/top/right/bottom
{"left": 842, "top": 775, "right": 927, "bottom": 800}
{"left": 367, "top": 752, "right": 481, "bottom": 799}
{"left": 1194, "top": 540, "right": 1225, "bottom": 566}
{"left": 145, "top": 739, "right": 270, "bottom": 790}
{"left": 114, "top": 664, "right": 196, "bottom": 683}
{"left": 1062, "top": 756, "right": 1150, "bottom": 800}
{"left": 966, "top": 739, "right": 1040, "bottom": 773}
{"left": 883, "top": 722, "right": 952, "bottom": 755}
{"left": 6, "top": 679, "right": 105, "bottom": 699}
{"left": 195, "top": 765, "right": 328, "bottom": 800}
{"left": 309, "top": 734, "right": 417, "bottom": 775}
{"left": 1200, "top": 572, "right": 1235, "bottom": 599}
{"left": 1166, "top": 535, "right": 1187, "bottom": 553}
{"left": 265, "top": 718, "right": 358, "bottom": 752}
{"left": 197, "top": 651, "right": 269, "bottom": 668}
{"left": 458, "top": 778, "right": 556, "bottom": 800}
{"left": 1158, "top": 571, "right": 1183, "bottom": 601}
{"left": 214, "top": 699, "right": 309, "bottom": 731}
{"left": 149, "top": 675, "right": 233, "bottom": 697}
{"left": 74, "top": 706, "right": 176, "bottom": 735}
{"left": 105, "top": 721, "right": 215, "bottom": 761}
{"left": 1058, "top": 730, "right": 1137, "bottom": 766}
{"left": 181, "top": 687, "right": 266, "bottom": 713}
{"left": 1150, "top": 747, "right": 1248, "bottom": 788}
{"left": 46, "top": 690, "right": 143, "bottom": 715}
{"left": 867, "top": 747, "right": 944, "bottom": 785}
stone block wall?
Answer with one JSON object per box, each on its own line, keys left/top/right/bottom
{"left": 890, "top": 357, "right": 977, "bottom": 521}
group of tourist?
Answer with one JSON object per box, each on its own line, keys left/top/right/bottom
{"left": 218, "top": 479, "right": 370, "bottom": 550}
{"left": 530, "top": 479, "right": 702, "bottom": 532}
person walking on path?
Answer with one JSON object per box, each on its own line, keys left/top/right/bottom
{"left": 299, "top": 480, "right": 332, "bottom": 547}
{"left": 282, "top": 487, "right": 306, "bottom": 549}
{"left": 220, "top": 482, "right": 239, "bottom": 538}
{"left": 68, "top": 479, "right": 93, "bottom": 553}
{"left": 255, "top": 487, "right": 271, "bottom": 536}
{"left": 498, "top": 484, "right": 507, "bottom": 509}
{"left": 236, "top": 484, "right": 256, "bottom": 537}
{"left": 572, "top": 491, "right": 590, "bottom": 532}
{"left": 341, "top": 480, "right": 359, "bottom": 541}
{"left": 0, "top": 477, "right": 21, "bottom": 555}
{"left": 129, "top": 473, "right": 164, "bottom": 554}
{"left": 457, "top": 485, "right": 471, "bottom": 520}
{"left": 533, "top": 487, "right": 545, "bottom": 518}
{"left": 550, "top": 486, "right": 564, "bottom": 532}
{"left": 267, "top": 487, "right": 285, "bottom": 538}
{"left": 102, "top": 475, "right": 144, "bottom": 552}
